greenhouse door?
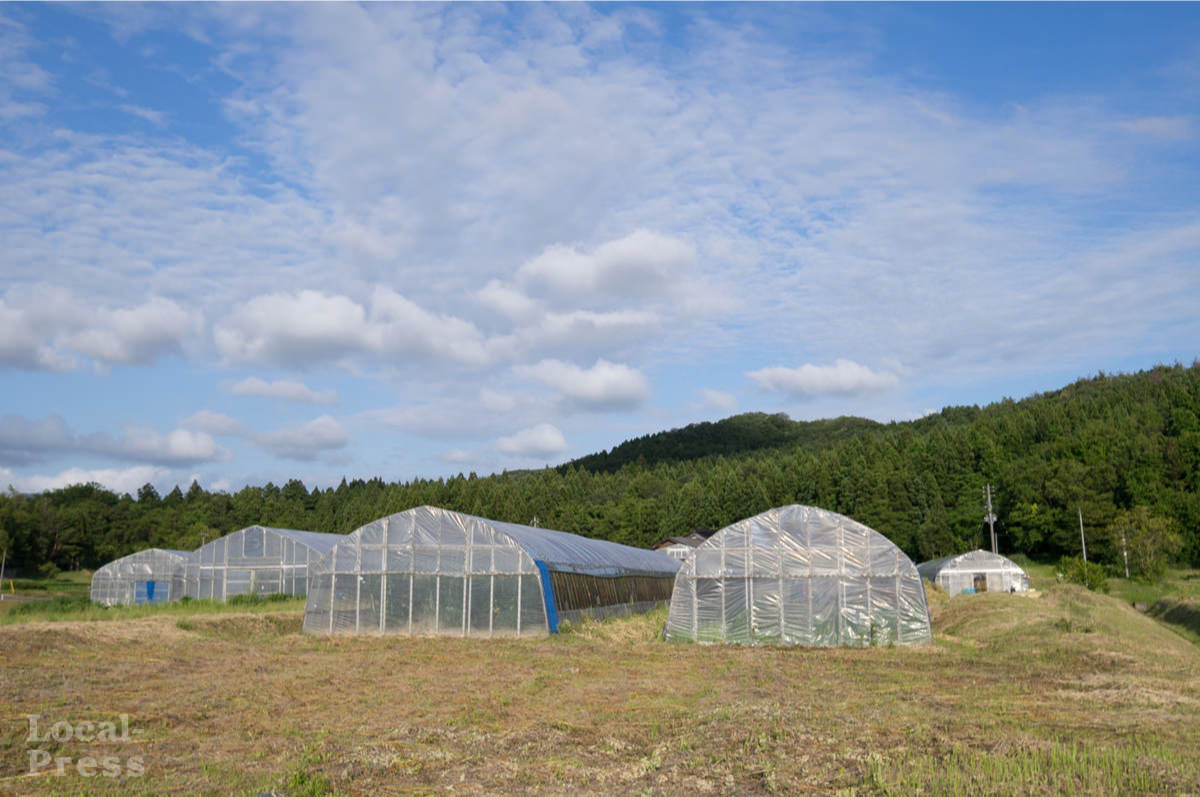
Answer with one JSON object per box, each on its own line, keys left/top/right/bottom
{"left": 972, "top": 574, "right": 987, "bottom": 593}
{"left": 134, "top": 580, "right": 167, "bottom": 604}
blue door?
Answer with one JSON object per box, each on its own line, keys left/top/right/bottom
{"left": 134, "top": 580, "right": 167, "bottom": 604}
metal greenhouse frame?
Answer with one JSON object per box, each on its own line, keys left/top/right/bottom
{"left": 664, "top": 505, "right": 932, "bottom": 647}
{"left": 303, "top": 506, "right": 680, "bottom": 637}
{"left": 90, "top": 548, "right": 190, "bottom": 606}
{"left": 176, "top": 526, "right": 343, "bottom": 601}
{"left": 917, "top": 549, "right": 1031, "bottom": 595}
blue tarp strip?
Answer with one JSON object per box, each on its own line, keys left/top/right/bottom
{"left": 534, "top": 560, "right": 559, "bottom": 633}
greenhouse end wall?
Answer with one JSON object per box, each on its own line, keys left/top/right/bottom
{"left": 303, "top": 506, "right": 679, "bottom": 638}
{"left": 90, "top": 548, "right": 189, "bottom": 606}
{"left": 664, "top": 505, "right": 931, "bottom": 647}
{"left": 177, "top": 526, "right": 343, "bottom": 601}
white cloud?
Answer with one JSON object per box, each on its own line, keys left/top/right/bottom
{"left": 118, "top": 103, "right": 168, "bottom": 128}
{"left": 214, "top": 288, "right": 489, "bottom": 368}
{"left": 488, "top": 308, "right": 661, "bottom": 362}
{"left": 748, "top": 359, "right": 900, "bottom": 398}
{"left": 0, "top": 287, "right": 198, "bottom": 371}
{"left": 59, "top": 296, "right": 198, "bottom": 367}
{"left": 440, "top": 448, "right": 475, "bottom": 465}
{"left": 1115, "top": 116, "right": 1192, "bottom": 141}
{"left": 515, "top": 358, "right": 650, "bottom": 410}
{"left": 699, "top": 389, "right": 738, "bottom": 412}
{"left": 182, "top": 410, "right": 249, "bottom": 437}
{"left": 256, "top": 414, "right": 348, "bottom": 461}
{"left": 516, "top": 229, "right": 696, "bottom": 297}
{"left": 231, "top": 376, "right": 338, "bottom": 405}
{"left": 494, "top": 423, "right": 568, "bottom": 457}
{"left": 1, "top": 464, "right": 174, "bottom": 496}
{"left": 0, "top": 413, "right": 228, "bottom": 466}
{"left": 479, "top": 389, "right": 518, "bottom": 414}
{"left": 183, "top": 410, "right": 348, "bottom": 461}
{"left": 476, "top": 280, "right": 541, "bottom": 321}
{"left": 214, "top": 290, "right": 369, "bottom": 366}
{"left": 116, "top": 426, "right": 228, "bottom": 465}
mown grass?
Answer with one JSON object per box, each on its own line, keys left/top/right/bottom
{"left": 0, "top": 582, "right": 1197, "bottom": 795}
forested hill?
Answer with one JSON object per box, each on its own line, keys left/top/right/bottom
{"left": 2, "top": 362, "right": 1198, "bottom": 574}
{"left": 564, "top": 413, "right": 883, "bottom": 473}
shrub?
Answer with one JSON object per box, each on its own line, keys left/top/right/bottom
{"left": 1057, "top": 556, "right": 1109, "bottom": 593}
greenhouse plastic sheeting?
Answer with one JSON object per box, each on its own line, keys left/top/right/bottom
{"left": 303, "top": 506, "right": 680, "bottom": 637}
{"left": 917, "top": 549, "right": 1031, "bottom": 595}
{"left": 176, "top": 526, "right": 343, "bottom": 601}
{"left": 664, "top": 505, "right": 932, "bottom": 647}
{"left": 90, "top": 548, "right": 190, "bottom": 606}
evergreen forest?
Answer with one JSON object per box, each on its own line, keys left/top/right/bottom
{"left": 3, "top": 362, "right": 1198, "bottom": 576}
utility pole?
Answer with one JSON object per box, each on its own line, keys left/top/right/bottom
{"left": 1078, "top": 507, "right": 1087, "bottom": 564}
{"left": 984, "top": 484, "right": 997, "bottom": 554}
{"left": 1120, "top": 519, "right": 1130, "bottom": 579}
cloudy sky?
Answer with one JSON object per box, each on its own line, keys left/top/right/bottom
{"left": 1, "top": 3, "right": 1198, "bottom": 495}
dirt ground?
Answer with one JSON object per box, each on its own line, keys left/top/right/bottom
{"left": 1, "top": 586, "right": 1198, "bottom": 795}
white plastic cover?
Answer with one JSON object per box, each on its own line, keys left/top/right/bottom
{"left": 176, "top": 526, "right": 343, "bottom": 601}
{"left": 917, "top": 549, "right": 1031, "bottom": 595}
{"left": 303, "top": 506, "right": 680, "bottom": 637}
{"left": 90, "top": 548, "right": 190, "bottom": 606}
{"left": 664, "top": 505, "right": 932, "bottom": 647}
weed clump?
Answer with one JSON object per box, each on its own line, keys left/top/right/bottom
{"left": 1057, "top": 556, "right": 1109, "bottom": 593}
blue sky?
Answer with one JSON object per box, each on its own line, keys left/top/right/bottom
{"left": 1, "top": 3, "right": 1198, "bottom": 496}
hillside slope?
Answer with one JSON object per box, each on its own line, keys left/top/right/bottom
{"left": 3, "top": 362, "right": 1198, "bottom": 570}
{"left": 564, "top": 412, "right": 882, "bottom": 473}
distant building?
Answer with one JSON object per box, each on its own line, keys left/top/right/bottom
{"left": 653, "top": 529, "right": 717, "bottom": 561}
{"left": 917, "top": 550, "right": 1031, "bottom": 595}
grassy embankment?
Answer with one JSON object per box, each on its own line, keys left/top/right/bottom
{"left": 1, "top": 570, "right": 1198, "bottom": 795}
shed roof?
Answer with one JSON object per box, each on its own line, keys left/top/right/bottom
{"left": 917, "top": 549, "right": 1028, "bottom": 579}
{"left": 190, "top": 526, "right": 344, "bottom": 558}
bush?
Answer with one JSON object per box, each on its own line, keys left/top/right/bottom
{"left": 37, "top": 562, "right": 61, "bottom": 579}
{"left": 1057, "top": 556, "right": 1110, "bottom": 593}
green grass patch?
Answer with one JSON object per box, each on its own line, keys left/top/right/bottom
{"left": 1148, "top": 598, "right": 1200, "bottom": 645}
{"left": 0, "top": 592, "right": 307, "bottom": 626}
{"left": 866, "top": 736, "right": 1195, "bottom": 795}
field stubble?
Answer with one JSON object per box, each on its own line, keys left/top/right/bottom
{"left": 1, "top": 585, "right": 1198, "bottom": 795}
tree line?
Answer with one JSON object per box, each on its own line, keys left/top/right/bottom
{"left": 2, "top": 362, "right": 1197, "bottom": 577}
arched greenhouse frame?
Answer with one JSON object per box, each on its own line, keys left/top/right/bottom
{"left": 90, "top": 548, "right": 190, "bottom": 606}
{"left": 664, "top": 505, "right": 931, "bottom": 647}
{"left": 917, "top": 549, "right": 1031, "bottom": 595}
{"left": 176, "top": 526, "right": 344, "bottom": 601}
{"left": 303, "top": 506, "right": 680, "bottom": 637}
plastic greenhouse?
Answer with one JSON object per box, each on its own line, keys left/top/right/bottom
{"left": 664, "top": 505, "right": 932, "bottom": 647}
{"left": 917, "top": 549, "right": 1031, "bottom": 595}
{"left": 176, "top": 526, "right": 344, "bottom": 601}
{"left": 90, "top": 548, "right": 190, "bottom": 606}
{"left": 303, "top": 506, "right": 680, "bottom": 637}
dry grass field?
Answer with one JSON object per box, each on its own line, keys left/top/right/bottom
{"left": 1, "top": 584, "right": 1198, "bottom": 795}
